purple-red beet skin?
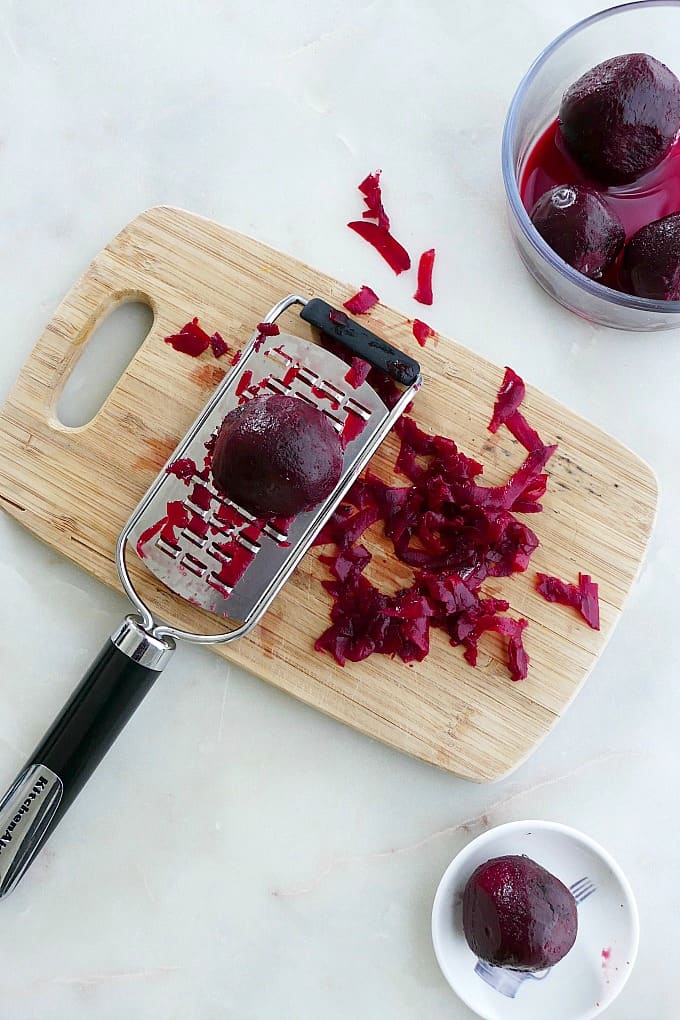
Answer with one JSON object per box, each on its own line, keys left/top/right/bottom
{"left": 462, "top": 855, "right": 578, "bottom": 971}
{"left": 622, "top": 211, "right": 680, "bottom": 300}
{"left": 558, "top": 53, "right": 680, "bottom": 185}
{"left": 530, "top": 185, "right": 625, "bottom": 279}
{"left": 211, "top": 394, "right": 343, "bottom": 518}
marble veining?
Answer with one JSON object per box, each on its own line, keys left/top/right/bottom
{"left": 0, "top": 1, "right": 678, "bottom": 1017}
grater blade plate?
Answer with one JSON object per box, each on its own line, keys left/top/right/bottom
{"left": 129, "top": 335, "right": 389, "bottom": 624}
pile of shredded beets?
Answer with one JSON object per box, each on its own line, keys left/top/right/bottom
{"left": 312, "top": 367, "right": 558, "bottom": 681}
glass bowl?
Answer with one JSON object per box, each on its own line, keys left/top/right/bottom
{"left": 502, "top": 1, "right": 680, "bottom": 331}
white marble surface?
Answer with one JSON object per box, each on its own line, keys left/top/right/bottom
{"left": 0, "top": 1, "right": 678, "bottom": 1016}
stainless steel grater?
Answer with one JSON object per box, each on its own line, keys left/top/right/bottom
{"left": 0, "top": 292, "right": 422, "bottom": 899}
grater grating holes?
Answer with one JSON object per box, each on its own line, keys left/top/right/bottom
{"left": 180, "top": 553, "right": 209, "bottom": 578}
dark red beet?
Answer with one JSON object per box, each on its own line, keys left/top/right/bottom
{"left": 621, "top": 211, "right": 680, "bottom": 299}
{"left": 350, "top": 170, "right": 411, "bottom": 273}
{"left": 328, "top": 308, "right": 349, "bottom": 327}
{"left": 559, "top": 53, "right": 680, "bottom": 185}
{"left": 211, "top": 394, "right": 343, "bottom": 518}
{"left": 462, "top": 855, "right": 578, "bottom": 972}
{"left": 530, "top": 185, "right": 625, "bottom": 279}
{"left": 253, "top": 322, "right": 280, "bottom": 353}
{"left": 235, "top": 369, "right": 253, "bottom": 397}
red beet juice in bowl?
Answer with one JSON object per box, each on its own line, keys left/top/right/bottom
{"left": 520, "top": 117, "right": 680, "bottom": 293}
{"left": 502, "top": 2, "right": 680, "bottom": 330}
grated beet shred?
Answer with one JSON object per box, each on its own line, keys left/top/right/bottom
{"left": 329, "top": 308, "right": 349, "bottom": 328}
{"left": 164, "top": 319, "right": 231, "bottom": 361}
{"left": 312, "top": 385, "right": 558, "bottom": 679}
{"left": 164, "top": 318, "right": 211, "bottom": 357}
{"left": 235, "top": 369, "right": 253, "bottom": 396}
{"left": 412, "top": 319, "right": 435, "bottom": 347}
{"left": 536, "top": 572, "right": 600, "bottom": 630}
{"left": 489, "top": 367, "right": 526, "bottom": 433}
{"left": 210, "top": 331, "right": 229, "bottom": 359}
{"left": 347, "top": 220, "right": 411, "bottom": 275}
{"left": 343, "top": 286, "right": 380, "bottom": 314}
{"left": 414, "top": 248, "right": 436, "bottom": 305}
{"left": 358, "top": 170, "right": 391, "bottom": 230}
{"left": 166, "top": 457, "right": 197, "bottom": 481}
{"left": 345, "top": 357, "right": 372, "bottom": 389}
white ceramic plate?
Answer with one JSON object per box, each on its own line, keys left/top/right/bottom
{"left": 431, "top": 820, "right": 639, "bottom": 1020}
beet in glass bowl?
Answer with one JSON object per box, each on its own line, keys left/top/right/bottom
{"left": 502, "top": 1, "right": 680, "bottom": 331}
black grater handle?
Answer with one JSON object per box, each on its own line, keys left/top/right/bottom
{"left": 0, "top": 619, "right": 173, "bottom": 900}
{"left": 300, "top": 299, "right": 421, "bottom": 386}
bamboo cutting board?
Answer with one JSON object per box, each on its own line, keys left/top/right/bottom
{"left": 0, "top": 206, "right": 657, "bottom": 781}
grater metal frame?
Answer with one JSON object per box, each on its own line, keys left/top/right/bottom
{"left": 116, "top": 293, "right": 422, "bottom": 647}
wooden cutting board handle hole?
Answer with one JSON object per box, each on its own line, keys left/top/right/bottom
{"left": 56, "top": 297, "right": 154, "bottom": 428}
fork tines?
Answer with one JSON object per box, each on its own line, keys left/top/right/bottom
{"left": 570, "top": 876, "right": 596, "bottom": 904}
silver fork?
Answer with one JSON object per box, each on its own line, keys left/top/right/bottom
{"left": 570, "top": 876, "right": 596, "bottom": 904}
{"left": 473, "top": 876, "right": 597, "bottom": 999}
